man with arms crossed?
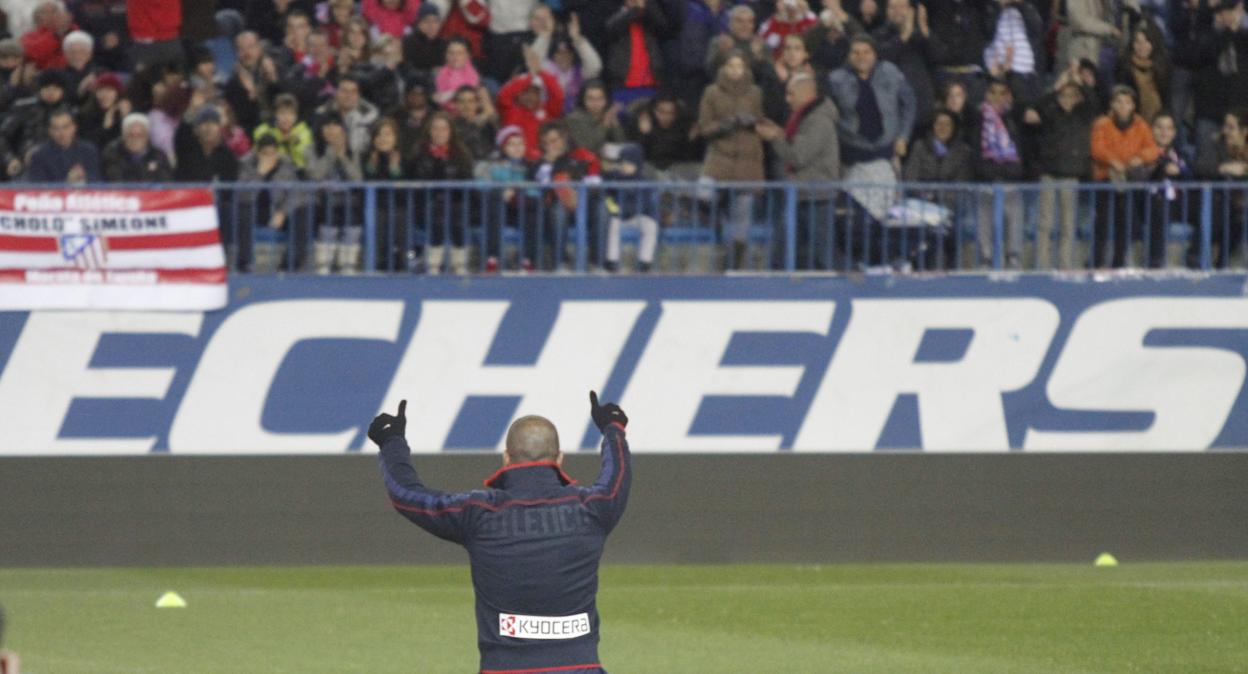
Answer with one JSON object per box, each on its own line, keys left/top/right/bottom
{"left": 370, "top": 392, "right": 630, "bottom": 674}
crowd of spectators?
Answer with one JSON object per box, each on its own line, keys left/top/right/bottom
{"left": 0, "top": 0, "right": 1246, "bottom": 272}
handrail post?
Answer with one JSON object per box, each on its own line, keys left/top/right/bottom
{"left": 1200, "top": 184, "right": 1213, "bottom": 271}
{"left": 992, "top": 183, "right": 1005, "bottom": 270}
{"left": 575, "top": 183, "right": 588, "bottom": 272}
{"left": 784, "top": 184, "right": 797, "bottom": 272}
{"left": 363, "top": 186, "right": 377, "bottom": 272}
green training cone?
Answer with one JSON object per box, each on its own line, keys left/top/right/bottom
{"left": 155, "top": 591, "right": 187, "bottom": 608}
{"left": 1094, "top": 553, "right": 1119, "bottom": 567}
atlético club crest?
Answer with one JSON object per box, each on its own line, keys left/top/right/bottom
{"left": 59, "top": 233, "right": 108, "bottom": 268}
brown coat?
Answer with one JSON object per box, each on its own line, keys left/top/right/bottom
{"left": 697, "top": 64, "right": 765, "bottom": 182}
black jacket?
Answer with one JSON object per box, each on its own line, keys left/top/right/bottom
{"left": 378, "top": 425, "right": 631, "bottom": 673}
{"left": 25, "top": 138, "right": 102, "bottom": 183}
{"left": 924, "top": 0, "right": 994, "bottom": 68}
{"left": 173, "top": 123, "right": 239, "bottom": 182}
{"left": 873, "top": 23, "right": 940, "bottom": 129}
{"left": 1032, "top": 87, "right": 1099, "bottom": 179}
{"left": 402, "top": 32, "right": 446, "bottom": 72}
{"left": 102, "top": 140, "right": 174, "bottom": 182}
{"left": 1191, "top": 22, "right": 1248, "bottom": 123}
{"left": 605, "top": 3, "right": 670, "bottom": 89}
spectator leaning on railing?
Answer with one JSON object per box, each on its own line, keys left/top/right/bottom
{"left": 305, "top": 112, "right": 365, "bottom": 274}
{"left": 408, "top": 111, "right": 476, "bottom": 275}
{"left": 971, "top": 77, "right": 1026, "bottom": 270}
{"left": 1090, "top": 84, "right": 1161, "bottom": 269}
{"left": 756, "top": 73, "right": 841, "bottom": 271}
{"left": 698, "top": 51, "right": 765, "bottom": 270}
{"left": 1194, "top": 107, "right": 1248, "bottom": 268}
{"left": 828, "top": 35, "right": 914, "bottom": 267}
{"left": 1025, "top": 63, "right": 1099, "bottom": 270}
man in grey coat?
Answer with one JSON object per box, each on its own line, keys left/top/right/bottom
{"left": 757, "top": 74, "right": 841, "bottom": 270}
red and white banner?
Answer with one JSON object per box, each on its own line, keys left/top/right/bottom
{"left": 0, "top": 189, "right": 227, "bottom": 310}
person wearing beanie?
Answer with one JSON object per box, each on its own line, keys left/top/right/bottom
{"left": 174, "top": 104, "right": 239, "bottom": 183}
{"left": 483, "top": 124, "right": 540, "bottom": 271}
{"left": 76, "top": 70, "right": 130, "bottom": 150}
{"left": 102, "top": 111, "right": 174, "bottom": 183}
{"left": 403, "top": 2, "right": 447, "bottom": 71}
{"left": 0, "top": 38, "right": 23, "bottom": 76}
{"left": 0, "top": 67, "right": 69, "bottom": 155}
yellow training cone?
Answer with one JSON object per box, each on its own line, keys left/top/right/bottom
{"left": 1094, "top": 553, "right": 1119, "bottom": 568}
{"left": 155, "top": 591, "right": 187, "bottom": 608}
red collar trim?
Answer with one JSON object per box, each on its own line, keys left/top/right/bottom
{"left": 483, "top": 461, "right": 577, "bottom": 488}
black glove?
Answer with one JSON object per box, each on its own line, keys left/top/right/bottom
{"left": 589, "top": 390, "right": 627, "bottom": 431}
{"left": 368, "top": 400, "right": 407, "bottom": 447}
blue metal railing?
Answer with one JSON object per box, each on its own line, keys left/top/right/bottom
{"left": 49, "top": 180, "right": 1248, "bottom": 274}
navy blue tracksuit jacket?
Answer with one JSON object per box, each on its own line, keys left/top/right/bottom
{"left": 378, "top": 423, "right": 631, "bottom": 674}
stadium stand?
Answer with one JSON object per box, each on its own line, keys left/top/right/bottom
{"left": 1, "top": 0, "right": 1246, "bottom": 273}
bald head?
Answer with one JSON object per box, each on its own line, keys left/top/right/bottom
{"left": 505, "top": 415, "right": 560, "bottom": 463}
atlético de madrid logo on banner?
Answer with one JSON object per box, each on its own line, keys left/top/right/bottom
{"left": 59, "top": 233, "right": 108, "bottom": 268}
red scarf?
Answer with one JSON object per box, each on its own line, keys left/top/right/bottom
{"left": 784, "top": 99, "right": 818, "bottom": 142}
{"left": 428, "top": 143, "right": 450, "bottom": 159}
{"left": 623, "top": 23, "right": 656, "bottom": 88}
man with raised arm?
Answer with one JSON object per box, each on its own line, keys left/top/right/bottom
{"left": 370, "top": 392, "right": 631, "bottom": 674}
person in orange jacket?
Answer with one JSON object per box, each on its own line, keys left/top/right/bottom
{"left": 1090, "top": 84, "right": 1161, "bottom": 268}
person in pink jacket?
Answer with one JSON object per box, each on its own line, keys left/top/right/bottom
{"left": 434, "top": 37, "right": 481, "bottom": 107}
{"left": 362, "top": 0, "right": 422, "bottom": 38}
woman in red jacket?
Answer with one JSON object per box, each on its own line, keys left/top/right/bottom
{"left": 1089, "top": 85, "right": 1161, "bottom": 269}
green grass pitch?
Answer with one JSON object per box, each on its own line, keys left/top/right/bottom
{"left": 1, "top": 563, "right": 1246, "bottom": 673}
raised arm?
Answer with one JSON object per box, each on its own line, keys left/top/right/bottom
{"left": 371, "top": 400, "right": 481, "bottom": 544}
{"left": 580, "top": 391, "right": 632, "bottom": 533}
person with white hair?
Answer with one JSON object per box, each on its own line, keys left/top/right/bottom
{"left": 60, "top": 29, "right": 97, "bottom": 102}
{"left": 18, "top": 0, "right": 73, "bottom": 71}
{"left": 102, "top": 112, "right": 174, "bottom": 182}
